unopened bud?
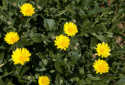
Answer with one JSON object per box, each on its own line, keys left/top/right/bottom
{"left": 92, "top": 54, "right": 96, "bottom": 59}
{"left": 27, "top": 76, "right": 31, "bottom": 80}
{"left": 76, "top": 42, "right": 79, "bottom": 46}
{"left": 37, "top": 6, "right": 42, "bottom": 10}
{"left": 51, "top": 34, "right": 56, "bottom": 40}
{"left": 73, "top": 19, "right": 76, "bottom": 23}
{"left": 74, "top": 46, "right": 78, "bottom": 50}
{"left": 7, "top": 21, "right": 11, "bottom": 25}
{"left": 12, "top": 2, "right": 17, "bottom": 7}
{"left": 64, "top": 58, "right": 67, "bottom": 61}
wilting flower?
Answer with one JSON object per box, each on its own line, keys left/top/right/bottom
{"left": 95, "top": 42, "right": 111, "bottom": 58}
{"left": 4, "top": 32, "right": 19, "bottom": 45}
{"left": 54, "top": 34, "right": 70, "bottom": 50}
{"left": 64, "top": 22, "right": 78, "bottom": 36}
{"left": 20, "top": 3, "right": 35, "bottom": 16}
{"left": 38, "top": 76, "right": 50, "bottom": 85}
{"left": 11, "top": 48, "right": 31, "bottom": 65}
{"left": 93, "top": 59, "right": 109, "bottom": 74}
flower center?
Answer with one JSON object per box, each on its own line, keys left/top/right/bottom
{"left": 41, "top": 79, "right": 48, "bottom": 84}
{"left": 19, "top": 56, "right": 24, "bottom": 63}
{"left": 25, "top": 9, "right": 31, "bottom": 14}
{"left": 98, "top": 65, "right": 103, "bottom": 71}
{"left": 10, "top": 37, "right": 16, "bottom": 42}
{"left": 60, "top": 41, "right": 66, "bottom": 46}
{"left": 100, "top": 48, "right": 104, "bottom": 53}
{"left": 68, "top": 28, "right": 73, "bottom": 33}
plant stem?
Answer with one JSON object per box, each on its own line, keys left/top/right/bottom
{"left": 0, "top": 58, "right": 12, "bottom": 68}
{"left": 0, "top": 71, "right": 13, "bottom": 78}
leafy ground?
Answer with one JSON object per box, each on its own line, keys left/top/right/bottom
{"left": 0, "top": 0, "right": 125, "bottom": 85}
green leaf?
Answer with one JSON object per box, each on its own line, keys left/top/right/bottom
{"left": 79, "top": 67, "right": 84, "bottom": 75}
{"left": 91, "top": 33, "right": 109, "bottom": 42}
{"left": 55, "top": 73, "right": 63, "bottom": 85}
{"left": 20, "top": 37, "right": 33, "bottom": 46}
{"left": 81, "top": 0, "right": 92, "bottom": 8}
{"left": 90, "top": 37, "right": 98, "bottom": 49}
{"left": 0, "top": 79, "right": 5, "bottom": 85}
{"left": 101, "top": 8, "right": 110, "bottom": 13}
{"left": 80, "top": 25, "right": 103, "bottom": 36}
{"left": 55, "top": 61, "right": 62, "bottom": 73}
{"left": 37, "top": 52, "right": 44, "bottom": 59}
{"left": 109, "top": 20, "right": 119, "bottom": 32}
{"left": 69, "top": 51, "right": 79, "bottom": 65}
{"left": 0, "top": 52, "right": 4, "bottom": 64}
{"left": 88, "top": 7, "right": 101, "bottom": 16}
{"left": 20, "top": 66, "right": 30, "bottom": 78}
{"left": 3, "top": 26, "right": 9, "bottom": 32}
{"left": 117, "top": 76, "right": 125, "bottom": 85}
{"left": 35, "top": 67, "right": 46, "bottom": 72}
{"left": 44, "top": 19, "right": 57, "bottom": 31}
{"left": 30, "top": 33, "right": 42, "bottom": 43}
{"left": 91, "top": 25, "right": 102, "bottom": 32}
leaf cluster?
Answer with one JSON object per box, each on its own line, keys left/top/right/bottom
{"left": 0, "top": 0, "right": 125, "bottom": 85}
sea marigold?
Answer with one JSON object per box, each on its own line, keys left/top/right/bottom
{"left": 93, "top": 59, "right": 109, "bottom": 74}
{"left": 4, "top": 32, "right": 19, "bottom": 45}
{"left": 11, "top": 48, "right": 31, "bottom": 65}
{"left": 38, "top": 76, "right": 50, "bottom": 85}
{"left": 64, "top": 22, "right": 78, "bottom": 36}
{"left": 54, "top": 34, "right": 70, "bottom": 50}
{"left": 95, "top": 42, "right": 111, "bottom": 58}
{"left": 20, "top": 3, "right": 35, "bottom": 16}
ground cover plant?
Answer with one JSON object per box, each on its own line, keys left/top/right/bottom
{"left": 0, "top": 0, "right": 125, "bottom": 85}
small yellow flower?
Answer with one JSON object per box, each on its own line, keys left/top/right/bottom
{"left": 38, "top": 76, "right": 50, "bottom": 85}
{"left": 95, "top": 42, "right": 111, "bottom": 58}
{"left": 11, "top": 48, "right": 31, "bottom": 65}
{"left": 20, "top": 3, "right": 35, "bottom": 16}
{"left": 93, "top": 59, "right": 109, "bottom": 74}
{"left": 4, "top": 32, "right": 20, "bottom": 45}
{"left": 54, "top": 34, "right": 70, "bottom": 50}
{"left": 64, "top": 22, "right": 78, "bottom": 36}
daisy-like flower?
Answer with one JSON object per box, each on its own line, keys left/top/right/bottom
{"left": 93, "top": 59, "right": 109, "bottom": 74}
{"left": 20, "top": 3, "right": 35, "bottom": 16}
{"left": 38, "top": 76, "right": 50, "bottom": 85}
{"left": 64, "top": 22, "right": 78, "bottom": 36}
{"left": 54, "top": 34, "right": 70, "bottom": 50}
{"left": 95, "top": 42, "right": 111, "bottom": 58}
{"left": 11, "top": 48, "right": 31, "bottom": 65}
{"left": 4, "top": 32, "right": 20, "bottom": 45}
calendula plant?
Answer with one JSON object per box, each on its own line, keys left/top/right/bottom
{"left": 0, "top": 0, "right": 125, "bottom": 85}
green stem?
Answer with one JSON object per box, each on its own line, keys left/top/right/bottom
{"left": 0, "top": 58, "right": 12, "bottom": 68}
{"left": 0, "top": 71, "right": 13, "bottom": 78}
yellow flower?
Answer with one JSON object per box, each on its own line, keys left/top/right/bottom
{"left": 64, "top": 22, "right": 78, "bottom": 36}
{"left": 20, "top": 3, "right": 35, "bottom": 16}
{"left": 4, "top": 32, "right": 20, "bottom": 45}
{"left": 54, "top": 34, "right": 70, "bottom": 50}
{"left": 95, "top": 42, "right": 111, "bottom": 58}
{"left": 38, "top": 76, "right": 50, "bottom": 85}
{"left": 93, "top": 59, "right": 109, "bottom": 74}
{"left": 11, "top": 48, "right": 31, "bottom": 65}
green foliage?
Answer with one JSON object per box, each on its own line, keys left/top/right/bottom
{"left": 0, "top": 0, "right": 125, "bottom": 85}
